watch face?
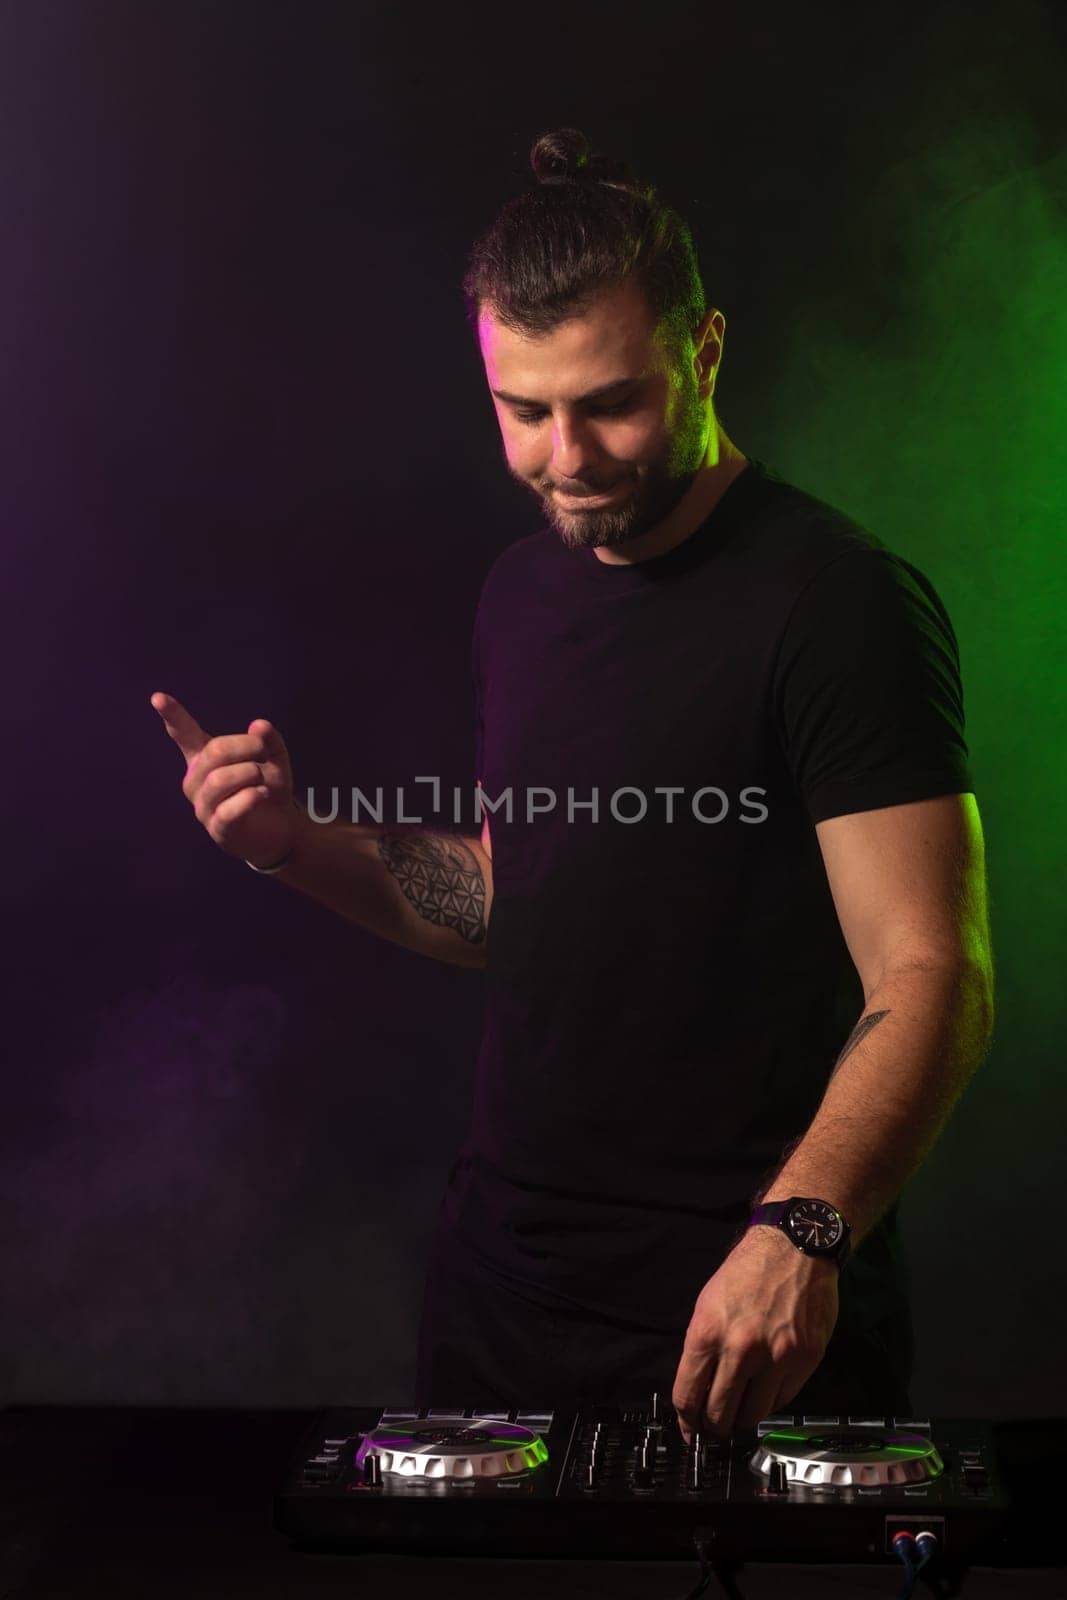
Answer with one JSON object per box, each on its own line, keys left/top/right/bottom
{"left": 786, "top": 1199, "right": 845, "bottom": 1253}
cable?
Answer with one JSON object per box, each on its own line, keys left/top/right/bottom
{"left": 915, "top": 1529, "right": 940, "bottom": 1574}
{"left": 892, "top": 1529, "right": 919, "bottom": 1599}
{"left": 675, "top": 1525, "right": 943, "bottom": 1600}
{"left": 676, "top": 1534, "right": 746, "bottom": 1600}
{"left": 677, "top": 1537, "right": 710, "bottom": 1600}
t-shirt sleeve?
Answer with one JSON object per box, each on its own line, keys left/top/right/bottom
{"left": 773, "top": 547, "right": 973, "bottom": 824}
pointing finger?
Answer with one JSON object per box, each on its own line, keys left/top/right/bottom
{"left": 151, "top": 691, "right": 210, "bottom": 766}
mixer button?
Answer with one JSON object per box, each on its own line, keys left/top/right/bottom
{"left": 756, "top": 1416, "right": 796, "bottom": 1434}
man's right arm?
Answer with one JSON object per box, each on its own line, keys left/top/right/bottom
{"left": 151, "top": 690, "right": 493, "bottom": 971}
{"left": 270, "top": 809, "right": 493, "bottom": 970}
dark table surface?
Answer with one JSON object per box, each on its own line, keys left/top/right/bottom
{"left": 1, "top": 1407, "right": 1063, "bottom": 1599}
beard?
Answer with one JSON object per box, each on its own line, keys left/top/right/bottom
{"left": 517, "top": 365, "right": 709, "bottom": 552}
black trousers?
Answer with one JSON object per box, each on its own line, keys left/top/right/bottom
{"left": 415, "top": 1218, "right": 914, "bottom": 1417}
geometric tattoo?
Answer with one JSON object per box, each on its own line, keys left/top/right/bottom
{"left": 377, "top": 831, "right": 487, "bottom": 945}
{"left": 830, "top": 1009, "right": 890, "bottom": 1077}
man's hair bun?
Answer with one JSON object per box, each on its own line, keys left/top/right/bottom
{"left": 529, "top": 128, "right": 639, "bottom": 190}
{"left": 464, "top": 128, "right": 705, "bottom": 348}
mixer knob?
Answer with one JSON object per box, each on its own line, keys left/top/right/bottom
{"left": 767, "top": 1460, "right": 788, "bottom": 1495}
{"left": 363, "top": 1454, "right": 382, "bottom": 1488}
{"left": 648, "top": 1390, "right": 660, "bottom": 1424}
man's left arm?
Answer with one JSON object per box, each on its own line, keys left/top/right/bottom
{"left": 672, "top": 792, "right": 994, "bottom": 1440}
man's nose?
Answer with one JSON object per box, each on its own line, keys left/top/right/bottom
{"left": 551, "top": 416, "right": 602, "bottom": 482}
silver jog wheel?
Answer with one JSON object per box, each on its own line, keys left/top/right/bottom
{"left": 751, "top": 1428, "right": 944, "bottom": 1489}
{"left": 355, "top": 1416, "right": 549, "bottom": 1482}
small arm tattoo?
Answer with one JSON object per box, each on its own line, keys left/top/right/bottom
{"left": 377, "top": 830, "right": 487, "bottom": 945}
{"left": 749, "top": 1009, "right": 893, "bottom": 1207}
{"left": 830, "top": 1009, "right": 890, "bottom": 1076}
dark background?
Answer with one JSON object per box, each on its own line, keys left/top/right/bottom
{"left": 2, "top": 0, "right": 1065, "bottom": 1417}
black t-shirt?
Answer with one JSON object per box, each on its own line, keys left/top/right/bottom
{"left": 443, "top": 459, "right": 972, "bottom": 1334}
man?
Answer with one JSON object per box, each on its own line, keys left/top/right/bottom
{"left": 152, "top": 129, "right": 993, "bottom": 1441}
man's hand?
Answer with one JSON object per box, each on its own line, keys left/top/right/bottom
{"left": 671, "top": 1226, "right": 839, "bottom": 1442}
{"left": 151, "top": 691, "right": 303, "bottom": 869}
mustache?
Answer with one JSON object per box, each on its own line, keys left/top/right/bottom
{"left": 538, "top": 473, "right": 636, "bottom": 497}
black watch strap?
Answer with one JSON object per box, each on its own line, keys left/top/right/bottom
{"left": 749, "top": 1196, "right": 851, "bottom": 1268}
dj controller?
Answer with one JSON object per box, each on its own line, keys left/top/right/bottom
{"left": 274, "top": 1394, "right": 1008, "bottom": 1564}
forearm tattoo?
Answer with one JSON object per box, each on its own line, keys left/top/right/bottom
{"left": 377, "top": 831, "right": 487, "bottom": 945}
{"left": 749, "top": 1009, "right": 893, "bottom": 1208}
{"left": 830, "top": 1009, "right": 890, "bottom": 1077}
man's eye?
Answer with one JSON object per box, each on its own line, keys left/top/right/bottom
{"left": 512, "top": 400, "right": 633, "bottom": 425}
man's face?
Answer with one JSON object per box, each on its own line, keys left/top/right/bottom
{"left": 478, "top": 278, "right": 709, "bottom": 551}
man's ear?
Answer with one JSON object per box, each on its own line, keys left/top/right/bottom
{"left": 693, "top": 309, "right": 725, "bottom": 399}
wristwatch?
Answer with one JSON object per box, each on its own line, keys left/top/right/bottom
{"left": 748, "top": 1196, "right": 851, "bottom": 1268}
